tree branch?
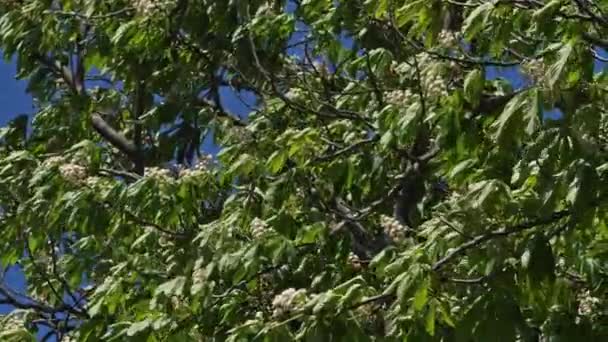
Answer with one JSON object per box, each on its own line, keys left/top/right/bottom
{"left": 194, "top": 96, "right": 247, "bottom": 127}
{"left": 132, "top": 79, "right": 146, "bottom": 175}
{"left": 35, "top": 53, "right": 142, "bottom": 172}
{"left": 0, "top": 284, "right": 87, "bottom": 318}
{"left": 98, "top": 167, "right": 141, "bottom": 182}
{"left": 91, "top": 113, "right": 139, "bottom": 159}
{"left": 583, "top": 32, "right": 608, "bottom": 49}
{"left": 432, "top": 210, "right": 570, "bottom": 271}
{"left": 316, "top": 136, "right": 378, "bottom": 162}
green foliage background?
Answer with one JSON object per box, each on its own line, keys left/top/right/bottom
{"left": 0, "top": 0, "right": 607, "bottom": 340}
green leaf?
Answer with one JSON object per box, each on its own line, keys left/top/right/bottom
{"left": 228, "top": 153, "right": 256, "bottom": 177}
{"left": 491, "top": 91, "right": 528, "bottom": 144}
{"left": 127, "top": 319, "right": 152, "bottom": 337}
{"left": 532, "top": 0, "right": 562, "bottom": 23}
{"left": 111, "top": 21, "right": 136, "bottom": 44}
{"left": 463, "top": 69, "right": 484, "bottom": 106}
{"left": 374, "top": 0, "right": 389, "bottom": 19}
{"left": 547, "top": 41, "right": 574, "bottom": 89}
{"left": 462, "top": 2, "right": 493, "bottom": 39}
{"left": 523, "top": 237, "right": 556, "bottom": 284}
{"left": 266, "top": 150, "right": 288, "bottom": 174}
{"left": 524, "top": 89, "right": 542, "bottom": 136}
{"left": 155, "top": 276, "right": 187, "bottom": 297}
{"left": 438, "top": 301, "right": 456, "bottom": 328}
{"left": 425, "top": 300, "right": 436, "bottom": 336}
{"left": 395, "top": 0, "right": 425, "bottom": 27}
{"left": 413, "top": 277, "right": 429, "bottom": 311}
{"left": 380, "top": 130, "right": 393, "bottom": 148}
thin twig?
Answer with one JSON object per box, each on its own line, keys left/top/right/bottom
{"left": 432, "top": 210, "right": 570, "bottom": 271}
{"left": 99, "top": 167, "right": 141, "bottom": 181}
{"left": 316, "top": 137, "right": 378, "bottom": 162}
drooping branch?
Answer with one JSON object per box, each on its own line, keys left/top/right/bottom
{"left": 91, "top": 113, "right": 138, "bottom": 159}
{"left": 35, "top": 51, "right": 143, "bottom": 173}
{"left": 0, "top": 284, "right": 88, "bottom": 318}
{"left": 432, "top": 210, "right": 570, "bottom": 271}
{"left": 582, "top": 32, "right": 608, "bottom": 49}
{"left": 194, "top": 93, "right": 247, "bottom": 127}
{"left": 132, "top": 79, "right": 146, "bottom": 175}
{"left": 316, "top": 136, "right": 378, "bottom": 162}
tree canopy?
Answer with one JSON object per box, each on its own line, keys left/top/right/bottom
{"left": 0, "top": 0, "right": 607, "bottom": 340}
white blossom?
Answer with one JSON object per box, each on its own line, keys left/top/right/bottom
{"left": 380, "top": 215, "right": 408, "bottom": 243}
{"left": 348, "top": 252, "right": 362, "bottom": 271}
{"left": 177, "top": 168, "right": 195, "bottom": 178}
{"left": 59, "top": 163, "right": 88, "bottom": 184}
{"left": 195, "top": 154, "right": 213, "bottom": 170}
{"left": 145, "top": 167, "right": 173, "bottom": 180}
{"left": 438, "top": 30, "right": 460, "bottom": 48}
{"left": 577, "top": 289, "right": 603, "bottom": 317}
{"left": 191, "top": 258, "right": 206, "bottom": 294}
{"left": 43, "top": 155, "right": 65, "bottom": 167}
{"left": 521, "top": 58, "right": 545, "bottom": 83}
{"left": 272, "top": 288, "right": 306, "bottom": 318}
{"left": 251, "top": 217, "right": 269, "bottom": 239}
{"left": 285, "top": 88, "right": 305, "bottom": 101}
{"left": 0, "top": 313, "right": 26, "bottom": 332}
{"left": 62, "top": 332, "right": 79, "bottom": 342}
{"left": 178, "top": 155, "right": 213, "bottom": 178}
{"left": 85, "top": 176, "right": 103, "bottom": 187}
{"left": 385, "top": 89, "right": 419, "bottom": 106}
{"left": 133, "top": 0, "right": 176, "bottom": 16}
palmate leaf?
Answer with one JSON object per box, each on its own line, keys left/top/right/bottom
{"left": 491, "top": 91, "right": 530, "bottom": 145}
{"left": 462, "top": 2, "right": 493, "bottom": 40}
{"left": 0, "top": 0, "right": 606, "bottom": 341}
{"left": 463, "top": 68, "right": 485, "bottom": 106}
{"left": 547, "top": 41, "right": 574, "bottom": 90}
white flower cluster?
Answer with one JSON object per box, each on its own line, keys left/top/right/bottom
{"left": 312, "top": 59, "right": 330, "bottom": 76}
{"left": 385, "top": 89, "right": 420, "bottom": 107}
{"left": 272, "top": 288, "right": 307, "bottom": 318}
{"left": 251, "top": 217, "right": 269, "bottom": 239}
{"left": 0, "top": 314, "right": 25, "bottom": 331}
{"left": 521, "top": 58, "right": 545, "bottom": 83}
{"left": 385, "top": 57, "right": 448, "bottom": 108}
{"left": 285, "top": 88, "right": 306, "bottom": 101}
{"left": 145, "top": 167, "right": 173, "bottom": 180}
{"left": 348, "top": 252, "right": 362, "bottom": 271}
{"left": 62, "top": 332, "right": 79, "bottom": 342}
{"left": 423, "top": 73, "right": 449, "bottom": 99}
{"left": 178, "top": 168, "right": 199, "bottom": 179}
{"left": 417, "top": 53, "right": 449, "bottom": 99}
{"left": 438, "top": 30, "right": 460, "bottom": 48}
{"left": 577, "top": 289, "right": 603, "bottom": 317}
{"left": 191, "top": 258, "right": 206, "bottom": 290}
{"left": 195, "top": 154, "right": 213, "bottom": 169}
{"left": 133, "top": 0, "right": 175, "bottom": 16}
{"left": 85, "top": 176, "right": 103, "bottom": 188}
{"left": 178, "top": 155, "right": 213, "bottom": 178}
{"left": 59, "top": 163, "right": 88, "bottom": 184}
{"left": 42, "top": 155, "right": 65, "bottom": 168}
{"left": 380, "top": 215, "right": 408, "bottom": 243}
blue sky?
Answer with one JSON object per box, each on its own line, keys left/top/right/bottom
{"left": 0, "top": 59, "right": 33, "bottom": 126}
{"left": 0, "top": 58, "right": 31, "bottom": 307}
{"left": 0, "top": 59, "right": 33, "bottom": 329}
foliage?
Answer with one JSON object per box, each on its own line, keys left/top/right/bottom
{"left": 0, "top": 0, "right": 607, "bottom": 340}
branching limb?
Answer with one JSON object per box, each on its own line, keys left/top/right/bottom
{"left": 98, "top": 167, "right": 141, "bottom": 182}
{"left": 432, "top": 210, "right": 570, "bottom": 271}
{"left": 316, "top": 136, "right": 378, "bottom": 162}
{"left": 194, "top": 96, "right": 247, "bottom": 127}
{"left": 35, "top": 52, "right": 143, "bottom": 173}
{"left": 91, "top": 113, "right": 139, "bottom": 160}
